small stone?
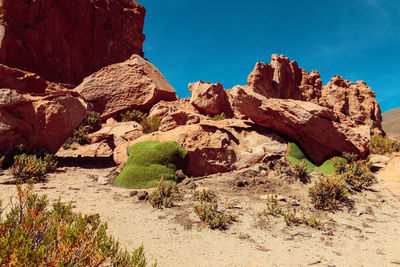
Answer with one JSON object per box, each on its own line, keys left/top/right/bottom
{"left": 137, "top": 191, "right": 149, "bottom": 201}
{"left": 97, "top": 176, "right": 110, "bottom": 185}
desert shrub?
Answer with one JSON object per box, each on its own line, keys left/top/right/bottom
{"left": 289, "top": 159, "right": 310, "bottom": 183}
{"left": 114, "top": 141, "right": 187, "bottom": 189}
{"left": 300, "top": 213, "right": 323, "bottom": 229}
{"left": 369, "top": 135, "right": 400, "bottom": 155}
{"left": 140, "top": 116, "right": 161, "bottom": 134}
{"left": 264, "top": 194, "right": 283, "bottom": 216}
{"left": 193, "top": 188, "right": 217, "bottom": 203}
{"left": 73, "top": 126, "right": 90, "bottom": 145}
{"left": 283, "top": 205, "right": 301, "bottom": 225}
{"left": 121, "top": 109, "right": 146, "bottom": 123}
{"left": 0, "top": 156, "right": 4, "bottom": 169}
{"left": 10, "top": 153, "right": 58, "bottom": 181}
{"left": 149, "top": 177, "right": 183, "bottom": 209}
{"left": 0, "top": 184, "right": 153, "bottom": 266}
{"left": 336, "top": 159, "right": 377, "bottom": 192}
{"left": 308, "top": 175, "right": 348, "bottom": 210}
{"left": 193, "top": 201, "right": 237, "bottom": 230}
{"left": 85, "top": 111, "right": 102, "bottom": 129}
{"left": 211, "top": 113, "right": 226, "bottom": 121}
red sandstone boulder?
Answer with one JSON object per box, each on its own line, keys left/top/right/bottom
{"left": 74, "top": 55, "right": 177, "bottom": 119}
{"left": 189, "top": 81, "right": 233, "bottom": 116}
{"left": 0, "top": 0, "right": 145, "bottom": 84}
{"left": 230, "top": 85, "right": 370, "bottom": 164}
{"left": 320, "top": 76, "right": 383, "bottom": 136}
{"left": 114, "top": 119, "right": 287, "bottom": 176}
{"left": 0, "top": 66, "right": 87, "bottom": 154}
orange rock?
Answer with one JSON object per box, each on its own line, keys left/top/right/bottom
{"left": 0, "top": 0, "right": 145, "bottom": 84}
{"left": 75, "top": 55, "right": 177, "bottom": 119}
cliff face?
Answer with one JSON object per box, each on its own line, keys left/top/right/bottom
{"left": 0, "top": 0, "right": 146, "bottom": 85}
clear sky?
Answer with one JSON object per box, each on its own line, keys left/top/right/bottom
{"left": 140, "top": 0, "right": 400, "bottom": 113}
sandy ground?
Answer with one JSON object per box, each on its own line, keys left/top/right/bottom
{"left": 1, "top": 156, "right": 400, "bottom": 267}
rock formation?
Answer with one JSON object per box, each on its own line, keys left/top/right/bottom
{"left": 114, "top": 119, "right": 287, "bottom": 176}
{"left": 0, "top": 65, "right": 87, "bottom": 154}
{"left": 230, "top": 85, "right": 370, "bottom": 164}
{"left": 189, "top": 81, "right": 233, "bottom": 116}
{"left": 320, "top": 76, "right": 383, "bottom": 136}
{"left": 75, "top": 55, "right": 177, "bottom": 119}
{"left": 0, "top": 0, "right": 146, "bottom": 84}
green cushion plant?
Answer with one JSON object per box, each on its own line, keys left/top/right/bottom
{"left": 114, "top": 141, "right": 187, "bottom": 189}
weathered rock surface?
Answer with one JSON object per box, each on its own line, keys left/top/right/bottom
{"left": 0, "top": 66, "right": 87, "bottom": 154}
{"left": 75, "top": 55, "right": 177, "bottom": 119}
{"left": 247, "top": 54, "right": 322, "bottom": 102}
{"left": 189, "top": 81, "right": 232, "bottom": 116}
{"left": 0, "top": 0, "right": 146, "bottom": 84}
{"left": 230, "top": 85, "right": 370, "bottom": 164}
{"left": 114, "top": 119, "right": 287, "bottom": 176}
{"left": 320, "top": 76, "right": 383, "bottom": 136}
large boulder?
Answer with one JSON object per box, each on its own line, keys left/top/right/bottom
{"left": 0, "top": 0, "right": 146, "bottom": 85}
{"left": 0, "top": 65, "right": 87, "bottom": 154}
{"left": 230, "top": 85, "right": 370, "bottom": 164}
{"left": 189, "top": 81, "right": 233, "bottom": 116}
{"left": 74, "top": 55, "right": 177, "bottom": 119}
{"left": 320, "top": 76, "right": 383, "bottom": 136}
{"left": 114, "top": 119, "right": 287, "bottom": 176}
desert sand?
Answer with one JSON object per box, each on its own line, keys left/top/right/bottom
{"left": 1, "top": 155, "right": 400, "bottom": 267}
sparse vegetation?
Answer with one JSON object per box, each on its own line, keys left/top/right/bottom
{"left": 140, "top": 116, "right": 161, "bottom": 133}
{"left": 286, "top": 142, "right": 316, "bottom": 172}
{"left": 149, "top": 177, "right": 184, "bottom": 209}
{"left": 193, "top": 201, "right": 237, "bottom": 230}
{"left": 73, "top": 126, "right": 90, "bottom": 145}
{"left": 0, "top": 184, "right": 154, "bottom": 266}
{"left": 121, "top": 110, "right": 146, "bottom": 123}
{"left": 10, "top": 153, "right": 58, "bottom": 181}
{"left": 211, "top": 113, "right": 226, "bottom": 121}
{"left": 289, "top": 159, "right": 310, "bottom": 183}
{"left": 369, "top": 135, "right": 400, "bottom": 155}
{"left": 264, "top": 194, "right": 283, "bottom": 216}
{"left": 114, "top": 141, "right": 187, "bottom": 189}
{"left": 193, "top": 188, "right": 218, "bottom": 203}
{"left": 85, "top": 111, "right": 102, "bottom": 129}
{"left": 308, "top": 175, "right": 349, "bottom": 210}
{"left": 333, "top": 156, "right": 377, "bottom": 192}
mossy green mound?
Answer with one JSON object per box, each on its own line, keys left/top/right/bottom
{"left": 114, "top": 141, "right": 187, "bottom": 189}
{"left": 286, "top": 142, "right": 342, "bottom": 175}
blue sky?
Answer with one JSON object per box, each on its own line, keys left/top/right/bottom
{"left": 140, "top": 0, "right": 400, "bottom": 113}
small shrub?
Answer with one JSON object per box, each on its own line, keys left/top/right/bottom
{"left": 264, "top": 194, "right": 282, "bottom": 216}
{"left": 308, "top": 175, "right": 348, "bottom": 210}
{"left": 211, "top": 113, "right": 226, "bottom": 121}
{"left": 140, "top": 116, "right": 161, "bottom": 134}
{"left": 289, "top": 159, "right": 310, "bottom": 183}
{"left": 121, "top": 110, "right": 146, "bottom": 123}
{"left": 148, "top": 177, "right": 183, "bottom": 209}
{"left": 0, "top": 184, "right": 153, "bottom": 266}
{"left": 10, "top": 153, "right": 58, "bottom": 181}
{"left": 193, "top": 188, "right": 217, "bottom": 203}
{"left": 283, "top": 205, "right": 301, "bottom": 225}
{"left": 73, "top": 126, "right": 90, "bottom": 145}
{"left": 369, "top": 135, "right": 400, "bottom": 155}
{"left": 85, "top": 111, "right": 102, "bottom": 129}
{"left": 301, "top": 213, "right": 323, "bottom": 229}
{"left": 193, "top": 201, "right": 237, "bottom": 230}
{"left": 339, "top": 160, "right": 377, "bottom": 192}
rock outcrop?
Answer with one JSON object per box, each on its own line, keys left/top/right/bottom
{"left": 75, "top": 55, "right": 177, "bottom": 119}
{"left": 114, "top": 119, "right": 287, "bottom": 176}
{"left": 189, "top": 81, "right": 233, "bottom": 116}
{"left": 0, "top": 66, "right": 87, "bottom": 154}
{"left": 230, "top": 85, "right": 370, "bottom": 164}
{"left": 320, "top": 76, "right": 383, "bottom": 136}
{"left": 0, "top": 0, "right": 146, "bottom": 85}
{"left": 247, "top": 54, "right": 322, "bottom": 102}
